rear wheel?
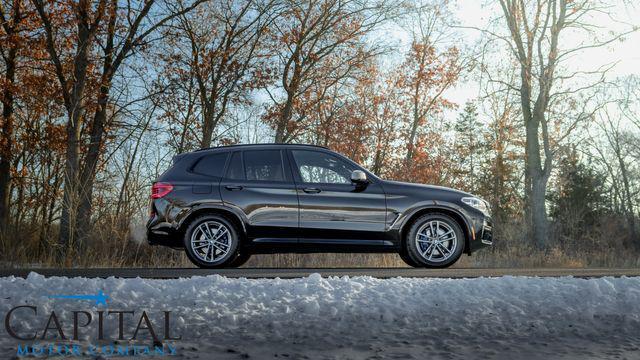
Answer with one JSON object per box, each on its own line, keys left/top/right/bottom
{"left": 226, "top": 251, "right": 252, "bottom": 268}
{"left": 183, "top": 215, "right": 239, "bottom": 268}
{"left": 405, "top": 213, "right": 464, "bottom": 268}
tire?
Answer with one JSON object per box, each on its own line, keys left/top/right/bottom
{"left": 226, "top": 251, "right": 252, "bottom": 268}
{"left": 405, "top": 213, "right": 465, "bottom": 268}
{"left": 398, "top": 250, "right": 421, "bottom": 267}
{"left": 183, "top": 215, "right": 240, "bottom": 268}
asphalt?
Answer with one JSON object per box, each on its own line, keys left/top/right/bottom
{"left": 1, "top": 267, "right": 639, "bottom": 279}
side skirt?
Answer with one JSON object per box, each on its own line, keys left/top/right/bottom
{"left": 248, "top": 238, "right": 399, "bottom": 254}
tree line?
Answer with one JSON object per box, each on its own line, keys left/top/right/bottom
{"left": 0, "top": 0, "right": 638, "bottom": 266}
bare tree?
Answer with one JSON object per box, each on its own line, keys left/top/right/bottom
{"left": 481, "top": 0, "right": 637, "bottom": 248}
{"left": 594, "top": 107, "right": 638, "bottom": 243}
{"left": 398, "top": 0, "right": 464, "bottom": 165}
{"left": 266, "top": 0, "right": 392, "bottom": 143}
{"left": 171, "top": 0, "right": 277, "bottom": 149}
{"left": 0, "top": 0, "right": 24, "bottom": 230}
{"left": 587, "top": 76, "right": 640, "bottom": 245}
{"left": 33, "top": 0, "right": 206, "bottom": 260}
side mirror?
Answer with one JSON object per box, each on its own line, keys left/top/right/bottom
{"left": 350, "top": 170, "right": 368, "bottom": 184}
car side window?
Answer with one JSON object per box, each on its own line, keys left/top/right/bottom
{"left": 243, "top": 150, "right": 285, "bottom": 182}
{"left": 191, "top": 153, "right": 228, "bottom": 178}
{"left": 226, "top": 151, "right": 245, "bottom": 180}
{"left": 291, "top": 150, "right": 354, "bottom": 184}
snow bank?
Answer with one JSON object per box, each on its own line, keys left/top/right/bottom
{"left": 1, "top": 273, "right": 639, "bottom": 359}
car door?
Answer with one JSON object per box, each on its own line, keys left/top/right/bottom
{"left": 288, "top": 149, "right": 387, "bottom": 244}
{"left": 220, "top": 149, "right": 299, "bottom": 242}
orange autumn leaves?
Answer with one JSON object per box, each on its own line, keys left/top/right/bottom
{"left": 262, "top": 33, "right": 462, "bottom": 186}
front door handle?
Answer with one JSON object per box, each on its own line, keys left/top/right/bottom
{"left": 303, "top": 187, "right": 321, "bottom": 194}
{"left": 225, "top": 185, "right": 244, "bottom": 191}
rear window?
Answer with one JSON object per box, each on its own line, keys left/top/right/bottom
{"left": 191, "top": 153, "right": 228, "bottom": 178}
{"left": 224, "top": 150, "right": 286, "bottom": 182}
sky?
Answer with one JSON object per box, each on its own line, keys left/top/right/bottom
{"left": 376, "top": 1, "right": 640, "bottom": 115}
{"left": 243, "top": 0, "right": 640, "bottom": 142}
{"left": 444, "top": 0, "right": 640, "bottom": 107}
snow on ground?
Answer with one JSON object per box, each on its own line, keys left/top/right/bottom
{"left": 1, "top": 273, "right": 640, "bottom": 359}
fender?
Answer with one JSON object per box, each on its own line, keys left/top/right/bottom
{"left": 391, "top": 200, "right": 474, "bottom": 246}
{"left": 174, "top": 202, "right": 248, "bottom": 235}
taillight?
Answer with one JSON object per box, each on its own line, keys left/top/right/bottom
{"left": 151, "top": 182, "right": 173, "bottom": 199}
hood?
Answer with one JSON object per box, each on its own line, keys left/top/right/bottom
{"left": 382, "top": 180, "right": 473, "bottom": 197}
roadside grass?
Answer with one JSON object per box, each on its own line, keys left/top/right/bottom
{"left": 1, "top": 216, "right": 638, "bottom": 268}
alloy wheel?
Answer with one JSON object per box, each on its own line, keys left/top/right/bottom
{"left": 190, "top": 220, "right": 233, "bottom": 263}
{"left": 414, "top": 220, "right": 458, "bottom": 263}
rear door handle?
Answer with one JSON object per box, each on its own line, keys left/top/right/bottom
{"left": 303, "top": 187, "right": 321, "bottom": 194}
{"left": 225, "top": 185, "right": 244, "bottom": 191}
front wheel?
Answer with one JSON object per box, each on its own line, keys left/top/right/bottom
{"left": 226, "top": 251, "right": 252, "bottom": 268}
{"left": 398, "top": 250, "right": 421, "bottom": 267}
{"left": 404, "top": 213, "right": 465, "bottom": 268}
{"left": 183, "top": 215, "right": 239, "bottom": 268}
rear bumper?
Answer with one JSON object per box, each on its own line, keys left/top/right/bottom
{"left": 147, "top": 229, "right": 182, "bottom": 247}
{"left": 146, "top": 214, "right": 182, "bottom": 247}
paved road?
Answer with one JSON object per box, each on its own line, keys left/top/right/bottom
{"left": 1, "top": 267, "right": 640, "bottom": 279}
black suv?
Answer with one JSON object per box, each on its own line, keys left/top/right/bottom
{"left": 147, "top": 144, "right": 492, "bottom": 268}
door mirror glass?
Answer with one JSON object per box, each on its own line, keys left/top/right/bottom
{"left": 350, "top": 170, "right": 368, "bottom": 184}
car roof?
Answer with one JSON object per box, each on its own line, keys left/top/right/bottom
{"left": 173, "top": 142, "right": 381, "bottom": 182}
{"left": 190, "top": 143, "right": 329, "bottom": 155}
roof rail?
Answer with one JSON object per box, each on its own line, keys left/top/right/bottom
{"left": 193, "top": 143, "right": 329, "bottom": 152}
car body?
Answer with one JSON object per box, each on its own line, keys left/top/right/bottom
{"left": 147, "top": 144, "right": 493, "bottom": 268}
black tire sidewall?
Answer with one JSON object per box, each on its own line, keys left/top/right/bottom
{"left": 226, "top": 251, "right": 252, "bottom": 268}
{"left": 183, "top": 215, "right": 239, "bottom": 268}
{"left": 405, "top": 213, "right": 464, "bottom": 268}
{"left": 399, "top": 249, "right": 421, "bottom": 267}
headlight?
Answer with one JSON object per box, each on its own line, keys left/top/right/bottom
{"left": 461, "top": 197, "right": 490, "bottom": 215}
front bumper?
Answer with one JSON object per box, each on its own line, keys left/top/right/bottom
{"left": 468, "top": 215, "right": 493, "bottom": 253}
{"left": 480, "top": 221, "right": 493, "bottom": 245}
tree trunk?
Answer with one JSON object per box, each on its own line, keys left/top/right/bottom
{"left": 275, "top": 55, "right": 302, "bottom": 143}
{"left": 199, "top": 62, "right": 222, "bottom": 149}
{"left": 116, "top": 109, "right": 152, "bottom": 219}
{"left": 405, "top": 78, "right": 422, "bottom": 165}
{"left": 405, "top": 122, "right": 419, "bottom": 165}
{"left": 0, "top": 45, "right": 16, "bottom": 231}
{"left": 58, "top": 114, "right": 82, "bottom": 258}
{"left": 200, "top": 104, "right": 224, "bottom": 149}
{"left": 76, "top": 83, "right": 110, "bottom": 251}
{"left": 13, "top": 173, "right": 24, "bottom": 228}
{"left": 58, "top": 58, "right": 92, "bottom": 259}
{"left": 530, "top": 173, "right": 549, "bottom": 248}
{"left": 524, "top": 113, "right": 550, "bottom": 249}
{"left": 275, "top": 91, "right": 295, "bottom": 143}
{"left": 53, "top": 0, "right": 97, "bottom": 260}
{"left": 201, "top": 108, "right": 214, "bottom": 149}
{"left": 498, "top": 0, "right": 568, "bottom": 250}
{"left": 616, "top": 147, "right": 638, "bottom": 245}
{"left": 0, "top": 2, "right": 19, "bottom": 232}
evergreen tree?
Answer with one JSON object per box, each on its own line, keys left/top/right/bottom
{"left": 549, "top": 151, "right": 606, "bottom": 240}
{"left": 453, "top": 101, "right": 484, "bottom": 193}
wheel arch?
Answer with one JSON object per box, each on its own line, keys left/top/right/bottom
{"left": 177, "top": 205, "right": 248, "bottom": 242}
{"left": 399, "top": 206, "right": 472, "bottom": 255}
